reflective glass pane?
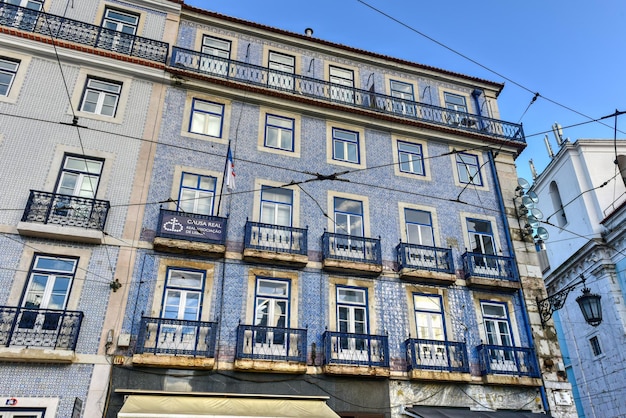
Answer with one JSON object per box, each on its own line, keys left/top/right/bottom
{"left": 337, "top": 288, "right": 365, "bottom": 304}
{"left": 168, "top": 270, "right": 203, "bottom": 288}
{"left": 334, "top": 197, "right": 362, "bottom": 215}
{"left": 35, "top": 257, "right": 76, "bottom": 273}
{"left": 258, "top": 279, "right": 288, "bottom": 296}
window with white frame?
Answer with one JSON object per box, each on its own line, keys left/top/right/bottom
{"left": 414, "top": 293, "right": 445, "bottom": 341}
{"left": 334, "top": 197, "right": 363, "bottom": 236}
{"left": 467, "top": 219, "right": 496, "bottom": 256}
{"left": 390, "top": 80, "right": 415, "bottom": 115}
{"left": 80, "top": 78, "right": 122, "bottom": 117}
{"left": 5, "top": 0, "right": 44, "bottom": 9}
{"left": 189, "top": 98, "right": 224, "bottom": 137}
{"left": 2, "top": 0, "right": 43, "bottom": 30}
{"left": 178, "top": 172, "right": 216, "bottom": 215}
{"left": 444, "top": 92, "right": 467, "bottom": 113}
{"left": 56, "top": 155, "right": 103, "bottom": 199}
{"left": 456, "top": 152, "right": 483, "bottom": 185}
{"left": 589, "top": 336, "right": 602, "bottom": 356}
{"left": 337, "top": 286, "right": 368, "bottom": 354}
{"left": 481, "top": 301, "right": 514, "bottom": 356}
{"left": 405, "top": 208, "right": 434, "bottom": 246}
{"left": 332, "top": 128, "right": 360, "bottom": 163}
{"left": 398, "top": 141, "right": 425, "bottom": 175}
{"left": 0, "top": 58, "right": 19, "bottom": 96}
{"left": 102, "top": 7, "right": 138, "bottom": 34}
{"left": 329, "top": 65, "right": 354, "bottom": 103}
{"left": 260, "top": 186, "right": 293, "bottom": 227}
{"left": 22, "top": 255, "right": 78, "bottom": 310}
{"left": 268, "top": 51, "right": 295, "bottom": 90}
{"left": 200, "top": 35, "right": 230, "bottom": 76}
{"left": 264, "top": 114, "right": 294, "bottom": 151}
{"left": 254, "top": 278, "right": 290, "bottom": 350}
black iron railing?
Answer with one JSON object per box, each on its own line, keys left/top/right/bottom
{"left": 461, "top": 252, "right": 517, "bottom": 281}
{"left": 322, "top": 232, "right": 381, "bottom": 265}
{"left": 397, "top": 243, "right": 454, "bottom": 274}
{"left": 21, "top": 190, "right": 109, "bottom": 231}
{"left": 405, "top": 338, "right": 469, "bottom": 373}
{"left": 244, "top": 220, "right": 307, "bottom": 255}
{"left": 135, "top": 316, "right": 217, "bottom": 357}
{"left": 0, "top": 3, "right": 169, "bottom": 63}
{"left": 476, "top": 344, "right": 540, "bottom": 378}
{"left": 155, "top": 208, "right": 227, "bottom": 245}
{"left": 323, "top": 330, "right": 389, "bottom": 367}
{"left": 0, "top": 306, "right": 83, "bottom": 350}
{"left": 235, "top": 324, "right": 307, "bottom": 363}
{"left": 171, "top": 47, "right": 525, "bottom": 143}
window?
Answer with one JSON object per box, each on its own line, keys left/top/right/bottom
{"left": 4, "top": 0, "right": 44, "bottom": 8}
{"left": 398, "top": 141, "right": 424, "bottom": 175}
{"left": 102, "top": 8, "right": 138, "bottom": 34}
{"left": 79, "top": 78, "right": 122, "bottom": 117}
{"left": 481, "top": 301, "right": 514, "bottom": 366}
{"left": 549, "top": 181, "right": 568, "bottom": 226}
{"left": 390, "top": 80, "right": 415, "bottom": 116}
{"left": 329, "top": 65, "right": 354, "bottom": 103}
{"left": 405, "top": 209, "right": 434, "bottom": 246}
{"left": 589, "top": 336, "right": 602, "bottom": 356}
{"left": 178, "top": 172, "right": 216, "bottom": 215}
{"left": 467, "top": 219, "right": 496, "bottom": 255}
{"left": 22, "top": 255, "right": 78, "bottom": 310}
{"left": 336, "top": 286, "right": 369, "bottom": 356}
{"left": 189, "top": 98, "right": 224, "bottom": 137}
{"left": 56, "top": 155, "right": 103, "bottom": 198}
{"left": 268, "top": 51, "right": 295, "bottom": 90}
{"left": 200, "top": 35, "right": 230, "bottom": 76}
{"left": 414, "top": 293, "right": 445, "bottom": 340}
{"left": 456, "top": 152, "right": 483, "bottom": 186}
{"left": 261, "top": 186, "right": 293, "bottom": 227}
{"left": 332, "top": 128, "right": 360, "bottom": 163}
{"left": 334, "top": 197, "right": 363, "bottom": 236}
{"left": 2, "top": 0, "right": 43, "bottom": 30}
{"left": 0, "top": 58, "right": 19, "bottom": 96}
{"left": 254, "top": 278, "right": 290, "bottom": 352}
{"left": 265, "top": 114, "right": 294, "bottom": 151}
{"left": 444, "top": 92, "right": 467, "bottom": 113}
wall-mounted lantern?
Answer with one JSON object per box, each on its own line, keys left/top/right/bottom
{"left": 537, "top": 275, "right": 602, "bottom": 327}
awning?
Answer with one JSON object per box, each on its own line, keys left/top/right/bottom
{"left": 118, "top": 395, "right": 341, "bottom": 418}
{"left": 406, "top": 406, "right": 550, "bottom": 418}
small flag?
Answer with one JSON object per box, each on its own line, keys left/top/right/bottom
{"left": 226, "top": 148, "right": 235, "bottom": 191}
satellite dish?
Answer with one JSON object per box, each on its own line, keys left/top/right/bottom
{"left": 517, "top": 178, "right": 531, "bottom": 191}
{"left": 526, "top": 216, "right": 540, "bottom": 229}
{"left": 527, "top": 191, "right": 539, "bottom": 203}
{"left": 535, "top": 227, "right": 549, "bottom": 240}
{"left": 530, "top": 208, "right": 544, "bottom": 219}
{"left": 521, "top": 195, "right": 536, "bottom": 209}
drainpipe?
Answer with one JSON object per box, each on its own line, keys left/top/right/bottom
{"left": 487, "top": 150, "right": 550, "bottom": 413}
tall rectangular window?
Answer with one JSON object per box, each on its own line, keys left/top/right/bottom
{"left": 456, "top": 152, "right": 483, "bottom": 185}
{"left": 80, "top": 78, "right": 122, "bottom": 117}
{"left": 22, "top": 255, "right": 78, "bottom": 310}
{"left": 334, "top": 197, "right": 363, "bottom": 236}
{"left": 414, "top": 293, "right": 445, "bottom": 340}
{"left": 589, "top": 336, "right": 602, "bottom": 356}
{"left": 467, "top": 219, "right": 495, "bottom": 255}
{"left": 178, "top": 172, "right": 216, "bottom": 215}
{"left": 329, "top": 65, "right": 354, "bottom": 103}
{"left": 390, "top": 80, "right": 415, "bottom": 115}
{"left": 56, "top": 155, "right": 103, "bottom": 199}
{"left": 398, "top": 141, "right": 424, "bottom": 175}
{"left": 332, "top": 128, "right": 360, "bottom": 163}
{"left": 200, "top": 35, "right": 230, "bottom": 76}
{"left": 405, "top": 208, "right": 434, "bottom": 246}
{"left": 265, "top": 114, "right": 294, "bottom": 151}
{"left": 260, "top": 186, "right": 293, "bottom": 227}
{"left": 268, "top": 51, "right": 295, "bottom": 90}
{"left": 0, "top": 58, "right": 19, "bottom": 96}
{"left": 337, "top": 286, "right": 368, "bottom": 354}
{"left": 481, "top": 301, "right": 515, "bottom": 367}
{"left": 189, "top": 98, "right": 224, "bottom": 137}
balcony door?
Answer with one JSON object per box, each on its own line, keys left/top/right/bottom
{"left": 200, "top": 35, "right": 230, "bottom": 76}
{"left": 329, "top": 66, "right": 354, "bottom": 104}
{"left": 259, "top": 186, "right": 293, "bottom": 249}
{"left": 404, "top": 209, "right": 437, "bottom": 268}
{"left": 413, "top": 294, "right": 447, "bottom": 367}
{"left": 100, "top": 8, "right": 138, "bottom": 54}
{"left": 481, "top": 302, "right": 515, "bottom": 371}
{"left": 336, "top": 286, "right": 369, "bottom": 362}
{"left": 467, "top": 218, "right": 497, "bottom": 273}
{"left": 158, "top": 268, "right": 204, "bottom": 351}
{"left": 333, "top": 197, "right": 364, "bottom": 258}
{"left": 2, "top": 0, "right": 43, "bottom": 30}
{"left": 52, "top": 155, "right": 103, "bottom": 222}
{"left": 390, "top": 80, "right": 415, "bottom": 116}
{"left": 268, "top": 51, "right": 295, "bottom": 90}
{"left": 178, "top": 172, "right": 215, "bottom": 215}
{"left": 254, "top": 278, "right": 289, "bottom": 356}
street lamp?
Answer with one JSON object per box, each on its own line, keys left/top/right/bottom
{"left": 537, "top": 275, "right": 602, "bottom": 327}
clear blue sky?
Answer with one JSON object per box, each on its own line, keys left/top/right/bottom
{"left": 186, "top": 0, "right": 626, "bottom": 182}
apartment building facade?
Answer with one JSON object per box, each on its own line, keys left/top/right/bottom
{"left": 0, "top": 0, "right": 574, "bottom": 417}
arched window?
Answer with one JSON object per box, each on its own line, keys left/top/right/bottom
{"left": 549, "top": 181, "right": 567, "bottom": 227}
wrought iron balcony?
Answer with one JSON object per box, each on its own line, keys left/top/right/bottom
{"left": 322, "top": 331, "right": 389, "bottom": 367}
{"left": 397, "top": 243, "right": 454, "bottom": 274}
{"left": 21, "top": 190, "right": 109, "bottom": 231}
{"left": 476, "top": 344, "right": 540, "bottom": 378}
{"left": 244, "top": 221, "right": 307, "bottom": 255}
{"left": 462, "top": 252, "right": 517, "bottom": 281}
{"left": 135, "top": 316, "right": 217, "bottom": 358}
{"left": 0, "top": 3, "right": 168, "bottom": 63}
{"left": 171, "top": 47, "right": 525, "bottom": 143}
{"left": 155, "top": 208, "right": 227, "bottom": 245}
{"left": 322, "top": 232, "right": 381, "bottom": 265}
{"left": 405, "top": 338, "right": 469, "bottom": 373}
{"left": 235, "top": 324, "right": 307, "bottom": 363}
{"left": 0, "top": 306, "right": 83, "bottom": 350}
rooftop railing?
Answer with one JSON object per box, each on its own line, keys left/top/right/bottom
{"left": 322, "top": 232, "right": 382, "bottom": 265}
{"left": 461, "top": 252, "right": 517, "bottom": 281}
{"left": 135, "top": 316, "right": 217, "bottom": 358}
{"left": 476, "top": 344, "right": 540, "bottom": 378}
{"left": 235, "top": 324, "right": 307, "bottom": 363}
{"left": 21, "top": 190, "right": 109, "bottom": 231}
{"left": 323, "top": 330, "right": 389, "bottom": 367}
{"left": 171, "top": 47, "right": 525, "bottom": 143}
{"left": 397, "top": 243, "right": 454, "bottom": 274}
{"left": 0, "top": 3, "right": 169, "bottom": 63}
{"left": 405, "top": 338, "right": 469, "bottom": 373}
{"left": 244, "top": 221, "right": 308, "bottom": 255}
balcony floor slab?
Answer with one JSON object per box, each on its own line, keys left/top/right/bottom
{"left": 408, "top": 369, "right": 472, "bottom": 382}
{"left": 243, "top": 248, "right": 308, "bottom": 267}
{"left": 234, "top": 358, "right": 307, "bottom": 374}
{"left": 322, "top": 364, "right": 390, "bottom": 377}
{"left": 481, "top": 374, "right": 543, "bottom": 387}
{"left": 466, "top": 276, "right": 521, "bottom": 292}
{"left": 132, "top": 353, "right": 215, "bottom": 370}
{"left": 399, "top": 269, "right": 457, "bottom": 285}
{"left": 17, "top": 221, "right": 104, "bottom": 244}
{"left": 153, "top": 237, "right": 225, "bottom": 258}
{"left": 322, "top": 259, "right": 383, "bottom": 276}
{"left": 0, "top": 346, "right": 75, "bottom": 363}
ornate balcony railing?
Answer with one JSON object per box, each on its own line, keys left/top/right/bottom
{"left": 405, "top": 338, "right": 469, "bottom": 373}
{"left": 0, "top": 306, "right": 83, "bottom": 350}
{"left": 0, "top": 3, "right": 169, "bottom": 63}
{"left": 244, "top": 220, "right": 307, "bottom": 255}
{"left": 235, "top": 324, "right": 307, "bottom": 363}
{"left": 461, "top": 252, "right": 517, "bottom": 281}
{"left": 322, "top": 232, "right": 381, "bottom": 265}
{"left": 21, "top": 190, "right": 110, "bottom": 231}
{"left": 397, "top": 243, "right": 454, "bottom": 274}
{"left": 323, "top": 331, "right": 389, "bottom": 367}
{"left": 155, "top": 208, "right": 227, "bottom": 245}
{"left": 170, "top": 47, "right": 525, "bottom": 143}
{"left": 476, "top": 344, "right": 540, "bottom": 378}
{"left": 135, "top": 316, "right": 217, "bottom": 357}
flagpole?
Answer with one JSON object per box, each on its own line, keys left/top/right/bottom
{"left": 217, "top": 141, "right": 231, "bottom": 217}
